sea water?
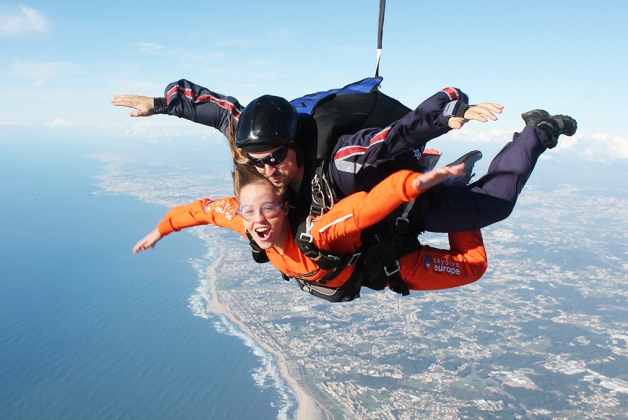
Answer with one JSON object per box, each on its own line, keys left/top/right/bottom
{"left": 0, "top": 138, "right": 288, "bottom": 419}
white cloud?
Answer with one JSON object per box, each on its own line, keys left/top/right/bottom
{"left": 47, "top": 118, "right": 76, "bottom": 127}
{"left": 0, "top": 5, "right": 48, "bottom": 36}
{"left": 446, "top": 128, "right": 512, "bottom": 143}
{"left": 446, "top": 127, "right": 628, "bottom": 162}
{"left": 134, "top": 42, "right": 163, "bottom": 53}
{"left": 556, "top": 132, "right": 628, "bottom": 161}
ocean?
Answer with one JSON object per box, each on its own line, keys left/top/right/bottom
{"left": 0, "top": 137, "right": 293, "bottom": 419}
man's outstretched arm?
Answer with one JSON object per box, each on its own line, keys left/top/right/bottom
{"left": 111, "top": 79, "right": 244, "bottom": 139}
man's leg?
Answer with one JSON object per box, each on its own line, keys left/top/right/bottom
{"left": 420, "top": 113, "right": 576, "bottom": 232}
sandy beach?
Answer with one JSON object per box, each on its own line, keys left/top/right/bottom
{"left": 205, "top": 241, "right": 327, "bottom": 420}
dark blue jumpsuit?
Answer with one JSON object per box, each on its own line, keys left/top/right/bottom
{"left": 155, "top": 79, "right": 550, "bottom": 233}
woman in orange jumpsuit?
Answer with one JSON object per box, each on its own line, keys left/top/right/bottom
{"left": 133, "top": 163, "right": 487, "bottom": 297}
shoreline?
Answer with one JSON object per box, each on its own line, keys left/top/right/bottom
{"left": 204, "top": 240, "right": 326, "bottom": 420}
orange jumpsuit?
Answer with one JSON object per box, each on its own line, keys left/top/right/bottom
{"left": 157, "top": 170, "right": 487, "bottom": 291}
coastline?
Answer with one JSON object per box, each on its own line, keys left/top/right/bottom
{"left": 90, "top": 149, "right": 328, "bottom": 419}
{"left": 205, "top": 240, "right": 326, "bottom": 420}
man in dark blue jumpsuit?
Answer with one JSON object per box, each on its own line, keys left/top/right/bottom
{"left": 111, "top": 80, "right": 576, "bottom": 233}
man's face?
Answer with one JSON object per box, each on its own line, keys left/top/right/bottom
{"left": 247, "top": 146, "right": 301, "bottom": 187}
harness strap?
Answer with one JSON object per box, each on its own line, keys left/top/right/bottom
{"left": 295, "top": 219, "right": 362, "bottom": 282}
{"left": 362, "top": 240, "right": 409, "bottom": 296}
{"left": 361, "top": 199, "right": 416, "bottom": 296}
{"left": 387, "top": 199, "right": 414, "bottom": 295}
{"left": 291, "top": 263, "right": 364, "bottom": 303}
{"left": 292, "top": 159, "right": 354, "bottom": 281}
{"left": 245, "top": 229, "right": 270, "bottom": 264}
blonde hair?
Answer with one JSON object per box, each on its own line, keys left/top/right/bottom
{"left": 226, "top": 117, "right": 249, "bottom": 165}
{"left": 232, "top": 162, "right": 286, "bottom": 202}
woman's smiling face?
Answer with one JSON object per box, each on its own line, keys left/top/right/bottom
{"left": 238, "top": 182, "right": 289, "bottom": 250}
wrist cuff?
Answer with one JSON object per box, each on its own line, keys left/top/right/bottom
{"left": 154, "top": 97, "right": 167, "bottom": 114}
{"left": 443, "top": 100, "right": 470, "bottom": 118}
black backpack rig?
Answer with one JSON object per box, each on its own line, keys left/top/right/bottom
{"left": 246, "top": 77, "right": 432, "bottom": 302}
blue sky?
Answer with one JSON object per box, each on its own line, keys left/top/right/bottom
{"left": 1, "top": 0, "right": 627, "bottom": 163}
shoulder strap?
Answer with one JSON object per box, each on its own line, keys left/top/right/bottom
{"left": 291, "top": 77, "right": 412, "bottom": 160}
{"left": 360, "top": 200, "right": 420, "bottom": 296}
{"left": 295, "top": 221, "right": 361, "bottom": 272}
{"left": 290, "top": 77, "right": 383, "bottom": 116}
{"left": 245, "top": 229, "right": 270, "bottom": 264}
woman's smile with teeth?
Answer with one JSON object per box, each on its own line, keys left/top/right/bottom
{"left": 255, "top": 226, "right": 271, "bottom": 239}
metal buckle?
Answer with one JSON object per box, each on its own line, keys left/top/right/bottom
{"left": 299, "top": 232, "right": 313, "bottom": 244}
{"left": 311, "top": 174, "right": 322, "bottom": 198}
{"left": 384, "top": 261, "right": 401, "bottom": 276}
{"left": 309, "top": 204, "right": 324, "bottom": 217}
{"left": 395, "top": 216, "right": 409, "bottom": 230}
{"left": 348, "top": 252, "right": 361, "bottom": 266}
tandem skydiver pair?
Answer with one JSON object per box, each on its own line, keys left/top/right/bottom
{"left": 115, "top": 79, "right": 576, "bottom": 301}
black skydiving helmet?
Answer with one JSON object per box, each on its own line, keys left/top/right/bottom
{"left": 235, "top": 95, "right": 300, "bottom": 153}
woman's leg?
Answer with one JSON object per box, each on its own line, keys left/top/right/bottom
{"left": 399, "top": 230, "right": 487, "bottom": 290}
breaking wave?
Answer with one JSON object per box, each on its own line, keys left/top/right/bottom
{"left": 186, "top": 232, "right": 297, "bottom": 420}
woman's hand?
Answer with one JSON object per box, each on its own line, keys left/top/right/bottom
{"left": 412, "top": 163, "right": 466, "bottom": 191}
{"left": 133, "top": 228, "right": 162, "bottom": 253}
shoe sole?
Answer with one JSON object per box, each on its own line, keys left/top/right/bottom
{"left": 552, "top": 114, "right": 577, "bottom": 136}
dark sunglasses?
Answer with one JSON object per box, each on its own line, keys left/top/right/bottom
{"left": 247, "top": 147, "right": 289, "bottom": 168}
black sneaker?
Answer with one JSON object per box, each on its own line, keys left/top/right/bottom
{"left": 521, "top": 110, "right": 577, "bottom": 149}
{"left": 443, "top": 150, "right": 482, "bottom": 187}
{"left": 521, "top": 109, "right": 549, "bottom": 127}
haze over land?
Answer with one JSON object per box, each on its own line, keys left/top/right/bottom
{"left": 93, "top": 135, "right": 628, "bottom": 418}
{"left": 2, "top": 1, "right": 628, "bottom": 418}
